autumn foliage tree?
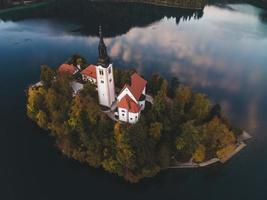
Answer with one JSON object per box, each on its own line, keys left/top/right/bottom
{"left": 27, "top": 63, "right": 240, "bottom": 183}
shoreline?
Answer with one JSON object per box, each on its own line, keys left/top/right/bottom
{"left": 30, "top": 81, "right": 251, "bottom": 171}
{"left": 95, "top": 0, "right": 206, "bottom": 10}
{"left": 167, "top": 131, "right": 252, "bottom": 169}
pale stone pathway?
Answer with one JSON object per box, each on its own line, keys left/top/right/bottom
{"left": 167, "top": 131, "right": 252, "bottom": 169}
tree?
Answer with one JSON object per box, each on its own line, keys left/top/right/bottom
{"left": 36, "top": 111, "right": 48, "bottom": 129}
{"left": 40, "top": 65, "right": 55, "bottom": 89}
{"left": 147, "top": 73, "right": 165, "bottom": 96}
{"left": 52, "top": 73, "right": 72, "bottom": 98}
{"left": 113, "top": 68, "right": 136, "bottom": 88}
{"left": 205, "top": 104, "right": 221, "bottom": 122}
{"left": 187, "top": 93, "right": 211, "bottom": 122}
{"left": 173, "top": 86, "right": 192, "bottom": 117}
{"left": 102, "top": 157, "right": 122, "bottom": 175}
{"left": 76, "top": 57, "right": 86, "bottom": 70}
{"left": 114, "top": 123, "right": 137, "bottom": 170}
{"left": 68, "top": 96, "right": 86, "bottom": 133}
{"left": 192, "top": 144, "right": 205, "bottom": 162}
{"left": 168, "top": 77, "right": 180, "bottom": 98}
{"left": 158, "top": 143, "right": 171, "bottom": 168}
{"left": 80, "top": 82, "right": 97, "bottom": 100}
{"left": 68, "top": 54, "right": 87, "bottom": 68}
{"left": 216, "top": 144, "right": 236, "bottom": 159}
{"left": 175, "top": 121, "right": 200, "bottom": 158}
{"left": 45, "top": 88, "right": 59, "bottom": 113}
{"left": 200, "top": 117, "right": 236, "bottom": 154}
{"left": 149, "top": 122, "right": 163, "bottom": 141}
{"left": 27, "top": 87, "right": 46, "bottom": 119}
{"left": 26, "top": 62, "right": 240, "bottom": 182}
{"left": 152, "top": 79, "right": 168, "bottom": 116}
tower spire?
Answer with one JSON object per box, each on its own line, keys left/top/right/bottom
{"left": 97, "top": 26, "right": 110, "bottom": 67}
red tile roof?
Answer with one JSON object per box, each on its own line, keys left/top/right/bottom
{"left": 81, "top": 65, "right": 97, "bottom": 79}
{"left": 130, "top": 73, "right": 147, "bottom": 100}
{"left": 58, "top": 64, "right": 76, "bottom": 74}
{"left": 120, "top": 83, "right": 132, "bottom": 93}
{"left": 117, "top": 95, "right": 140, "bottom": 113}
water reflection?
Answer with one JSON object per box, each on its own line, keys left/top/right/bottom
{"left": 0, "top": 1, "right": 203, "bottom": 37}
{"left": 1, "top": 4, "right": 266, "bottom": 134}
{"left": 1, "top": 2, "right": 267, "bottom": 199}
{"left": 105, "top": 5, "right": 267, "bottom": 134}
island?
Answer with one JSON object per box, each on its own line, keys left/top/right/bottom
{"left": 26, "top": 27, "right": 251, "bottom": 183}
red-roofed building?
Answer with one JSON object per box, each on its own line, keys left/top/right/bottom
{"left": 81, "top": 65, "right": 97, "bottom": 84}
{"left": 117, "top": 73, "right": 147, "bottom": 124}
{"left": 58, "top": 64, "right": 78, "bottom": 75}
{"left": 130, "top": 73, "right": 147, "bottom": 100}
{"left": 117, "top": 95, "right": 141, "bottom": 123}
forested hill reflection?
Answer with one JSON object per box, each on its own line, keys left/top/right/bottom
{"left": 0, "top": 0, "right": 203, "bottom": 37}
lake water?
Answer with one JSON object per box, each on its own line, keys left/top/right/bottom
{"left": 0, "top": 2, "right": 267, "bottom": 200}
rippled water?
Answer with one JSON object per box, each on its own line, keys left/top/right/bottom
{"left": 0, "top": 3, "right": 267, "bottom": 200}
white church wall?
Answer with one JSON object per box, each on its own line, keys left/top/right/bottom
{"left": 118, "top": 108, "right": 128, "bottom": 122}
{"left": 139, "top": 100, "right": 146, "bottom": 110}
{"left": 142, "top": 86, "right": 146, "bottom": 95}
{"left": 96, "top": 64, "right": 115, "bottom": 107}
{"left": 107, "top": 64, "right": 116, "bottom": 104}
{"left": 128, "top": 112, "right": 140, "bottom": 124}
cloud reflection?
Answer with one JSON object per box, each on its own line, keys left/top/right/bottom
{"left": 105, "top": 5, "right": 267, "bottom": 133}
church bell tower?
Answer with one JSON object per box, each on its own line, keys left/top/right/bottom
{"left": 96, "top": 26, "right": 115, "bottom": 108}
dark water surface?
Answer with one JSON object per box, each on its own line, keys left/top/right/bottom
{"left": 0, "top": 2, "right": 267, "bottom": 200}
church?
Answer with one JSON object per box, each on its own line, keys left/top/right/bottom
{"left": 59, "top": 27, "right": 147, "bottom": 124}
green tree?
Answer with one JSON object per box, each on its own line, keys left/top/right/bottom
{"left": 149, "top": 122, "right": 163, "bottom": 141}
{"left": 36, "top": 111, "right": 48, "bottom": 129}
{"left": 114, "top": 123, "right": 137, "bottom": 170}
{"left": 147, "top": 73, "right": 165, "bottom": 96}
{"left": 158, "top": 143, "right": 171, "bottom": 168}
{"left": 152, "top": 79, "right": 168, "bottom": 116}
{"left": 200, "top": 117, "right": 236, "bottom": 153}
{"left": 187, "top": 93, "right": 211, "bottom": 122}
{"left": 173, "top": 86, "right": 192, "bottom": 122}
{"left": 175, "top": 121, "right": 200, "bottom": 159}
{"left": 27, "top": 87, "right": 46, "bottom": 119}
{"left": 40, "top": 65, "right": 55, "bottom": 89}
{"left": 45, "top": 88, "right": 59, "bottom": 112}
{"left": 192, "top": 144, "right": 206, "bottom": 162}
{"left": 168, "top": 77, "right": 180, "bottom": 98}
{"left": 80, "top": 82, "right": 98, "bottom": 100}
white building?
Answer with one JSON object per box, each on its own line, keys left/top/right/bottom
{"left": 117, "top": 95, "right": 141, "bottom": 124}
{"left": 117, "top": 73, "right": 147, "bottom": 124}
{"left": 65, "top": 26, "right": 148, "bottom": 124}
{"left": 71, "top": 81, "right": 84, "bottom": 96}
{"left": 95, "top": 27, "right": 116, "bottom": 108}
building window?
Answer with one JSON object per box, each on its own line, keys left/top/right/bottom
{"left": 135, "top": 116, "right": 137, "bottom": 119}
{"left": 130, "top": 118, "right": 133, "bottom": 120}
{"left": 122, "top": 114, "right": 125, "bottom": 116}
{"left": 109, "top": 78, "right": 112, "bottom": 82}
{"left": 122, "top": 110, "right": 125, "bottom": 113}
{"left": 108, "top": 67, "right": 111, "bottom": 74}
{"left": 101, "top": 80, "right": 104, "bottom": 83}
{"left": 99, "top": 70, "right": 104, "bottom": 75}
